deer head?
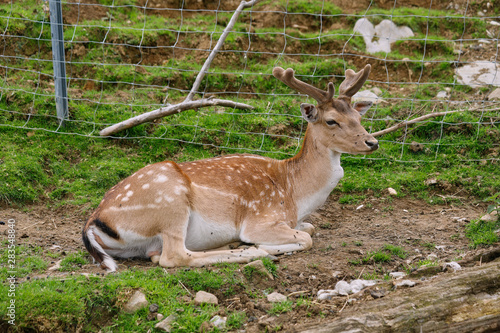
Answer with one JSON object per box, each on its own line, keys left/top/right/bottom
{"left": 273, "top": 65, "right": 378, "bottom": 155}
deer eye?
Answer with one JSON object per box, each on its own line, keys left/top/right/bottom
{"left": 326, "top": 120, "right": 339, "bottom": 126}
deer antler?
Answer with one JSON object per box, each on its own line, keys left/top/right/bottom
{"left": 338, "top": 64, "right": 371, "bottom": 100}
{"left": 273, "top": 67, "right": 335, "bottom": 105}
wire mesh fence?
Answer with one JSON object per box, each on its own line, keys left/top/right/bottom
{"left": 0, "top": 0, "right": 499, "bottom": 162}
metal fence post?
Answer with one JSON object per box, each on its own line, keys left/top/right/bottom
{"left": 49, "top": 0, "right": 68, "bottom": 126}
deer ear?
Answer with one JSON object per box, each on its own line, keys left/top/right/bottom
{"left": 300, "top": 103, "right": 319, "bottom": 123}
{"left": 353, "top": 101, "right": 373, "bottom": 116}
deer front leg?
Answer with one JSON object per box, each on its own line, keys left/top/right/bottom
{"left": 240, "top": 220, "right": 313, "bottom": 256}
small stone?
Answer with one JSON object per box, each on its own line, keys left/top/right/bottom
{"left": 389, "top": 272, "right": 406, "bottom": 280}
{"left": 331, "top": 271, "right": 342, "bottom": 278}
{"left": 427, "top": 253, "right": 438, "bottom": 261}
{"left": 267, "top": 292, "right": 287, "bottom": 303}
{"left": 210, "top": 315, "right": 227, "bottom": 329}
{"left": 396, "top": 280, "right": 416, "bottom": 287}
{"left": 149, "top": 303, "right": 159, "bottom": 313}
{"left": 443, "top": 262, "right": 462, "bottom": 272}
{"left": 481, "top": 211, "right": 498, "bottom": 222}
{"left": 410, "top": 141, "right": 424, "bottom": 152}
{"left": 155, "top": 314, "right": 178, "bottom": 332}
{"left": 488, "top": 88, "right": 500, "bottom": 100}
{"left": 123, "top": 291, "right": 148, "bottom": 313}
{"left": 435, "top": 245, "right": 446, "bottom": 251}
{"left": 157, "top": 313, "right": 164, "bottom": 321}
{"left": 194, "top": 291, "right": 218, "bottom": 305}
{"left": 387, "top": 187, "right": 397, "bottom": 196}
{"left": 436, "top": 91, "right": 448, "bottom": 99}
{"left": 243, "top": 260, "right": 274, "bottom": 280}
{"left": 370, "top": 290, "right": 385, "bottom": 299}
{"left": 425, "top": 178, "right": 438, "bottom": 185}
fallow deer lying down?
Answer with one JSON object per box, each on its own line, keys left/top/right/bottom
{"left": 82, "top": 65, "right": 378, "bottom": 272}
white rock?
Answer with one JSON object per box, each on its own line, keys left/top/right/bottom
{"left": 335, "top": 280, "right": 352, "bottom": 296}
{"left": 396, "top": 280, "right": 416, "bottom": 287}
{"left": 456, "top": 61, "right": 500, "bottom": 87}
{"left": 356, "top": 204, "right": 364, "bottom": 210}
{"left": 194, "top": 291, "right": 218, "bottom": 305}
{"left": 490, "top": 20, "right": 500, "bottom": 26}
{"left": 387, "top": 187, "right": 397, "bottom": 196}
{"left": 480, "top": 212, "right": 498, "bottom": 222}
{"left": 352, "top": 90, "right": 384, "bottom": 104}
{"left": 210, "top": 315, "right": 227, "bottom": 329}
{"left": 157, "top": 313, "right": 164, "bottom": 321}
{"left": 350, "top": 279, "right": 376, "bottom": 294}
{"left": 443, "top": 262, "right": 462, "bottom": 271}
{"left": 267, "top": 292, "right": 287, "bottom": 303}
{"left": 155, "top": 314, "right": 178, "bottom": 332}
{"left": 317, "top": 289, "right": 339, "bottom": 300}
{"left": 427, "top": 253, "right": 438, "bottom": 261}
{"left": 389, "top": 272, "right": 406, "bottom": 279}
{"left": 488, "top": 88, "right": 500, "bottom": 100}
{"left": 435, "top": 245, "right": 446, "bottom": 251}
{"left": 123, "top": 291, "right": 148, "bottom": 313}
{"left": 436, "top": 91, "right": 448, "bottom": 99}
{"left": 354, "top": 18, "right": 414, "bottom": 54}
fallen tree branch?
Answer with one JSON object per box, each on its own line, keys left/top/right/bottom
{"left": 99, "top": 0, "right": 260, "bottom": 137}
{"left": 372, "top": 105, "right": 500, "bottom": 137}
{"left": 99, "top": 98, "right": 253, "bottom": 136}
{"left": 185, "top": 0, "right": 261, "bottom": 102}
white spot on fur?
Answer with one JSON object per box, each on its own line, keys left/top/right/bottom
{"left": 155, "top": 196, "right": 162, "bottom": 203}
{"left": 174, "top": 185, "right": 187, "bottom": 195}
{"left": 160, "top": 166, "right": 167, "bottom": 171}
{"left": 116, "top": 194, "right": 122, "bottom": 199}
{"left": 142, "top": 183, "right": 150, "bottom": 190}
{"left": 154, "top": 175, "right": 168, "bottom": 183}
{"left": 121, "top": 197, "right": 129, "bottom": 202}
{"left": 138, "top": 174, "right": 144, "bottom": 179}
{"left": 163, "top": 195, "right": 174, "bottom": 203}
{"left": 126, "top": 191, "right": 133, "bottom": 197}
{"left": 124, "top": 184, "right": 131, "bottom": 190}
{"left": 147, "top": 170, "right": 154, "bottom": 175}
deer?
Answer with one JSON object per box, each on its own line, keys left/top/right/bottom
{"left": 82, "top": 64, "right": 378, "bottom": 272}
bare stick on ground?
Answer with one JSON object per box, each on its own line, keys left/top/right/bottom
{"left": 99, "top": 0, "right": 261, "bottom": 137}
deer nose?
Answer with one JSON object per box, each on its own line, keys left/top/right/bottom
{"left": 365, "top": 139, "right": 379, "bottom": 150}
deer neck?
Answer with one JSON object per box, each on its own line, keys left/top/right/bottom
{"left": 284, "top": 126, "right": 344, "bottom": 221}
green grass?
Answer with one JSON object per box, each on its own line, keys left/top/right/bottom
{"left": 465, "top": 218, "right": 500, "bottom": 249}
{"left": 0, "top": 266, "right": 248, "bottom": 332}
{"left": 268, "top": 300, "right": 294, "bottom": 315}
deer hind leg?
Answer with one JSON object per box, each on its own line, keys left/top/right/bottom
{"left": 240, "top": 221, "right": 313, "bottom": 256}
{"left": 296, "top": 222, "right": 315, "bottom": 236}
{"left": 155, "top": 210, "right": 270, "bottom": 267}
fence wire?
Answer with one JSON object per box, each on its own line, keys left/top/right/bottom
{"left": 0, "top": 0, "right": 499, "bottom": 162}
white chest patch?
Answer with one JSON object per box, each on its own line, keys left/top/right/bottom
{"left": 185, "top": 211, "right": 239, "bottom": 251}
{"left": 296, "top": 153, "right": 344, "bottom": 222}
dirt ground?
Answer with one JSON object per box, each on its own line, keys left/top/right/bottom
{"left": 1, "top": 193, "right": 497, "bottom": 331}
